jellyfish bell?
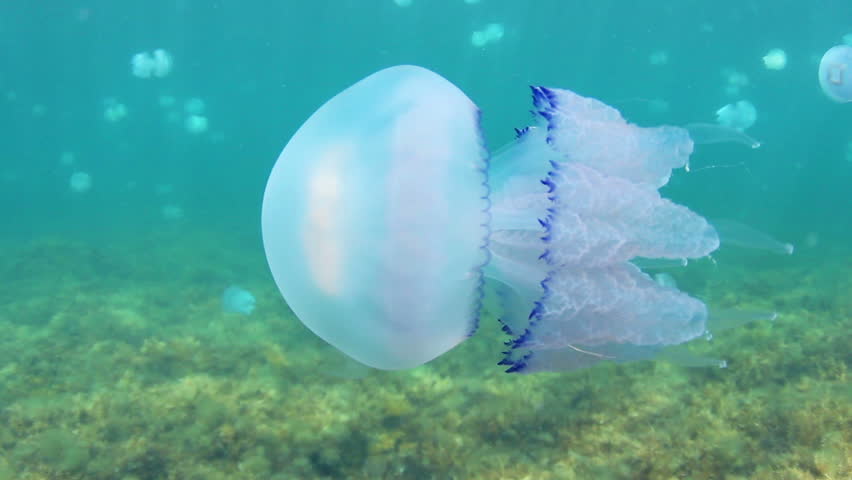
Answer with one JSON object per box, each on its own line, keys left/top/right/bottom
{"left": 715, "top": 100, "right": 756, "bottom": 131}
{"left": 131, "top": 49, "right": 173, "bottom": 79}
{"left": 69, "top": 171, "right": 92, "bottom": 193}
{"left": 261, "top": 65, "right": 489, "bottom": 370}
{"left": 470, "top": 23, "right": 505, "bottom": 47}
{"left": 649, "top": 50, "right": 669, "bottom": 66}
{"left": 818, "top": 45, "right": 852, "bottom": 103}
{"left": 131, "top": 52, "right": 154, "bottom": 78}
{"left": 184, "top": 114, "right": 209, "bottom": 134}
{"left": 762, "top": 48, "right": 787, "bottom": 70}
{"left": 151, "top": 49, "right": 173, "bottom": 77}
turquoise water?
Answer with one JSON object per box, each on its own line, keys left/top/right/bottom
{"left": 0, "top": 1, "right": 849, "bottom": 479}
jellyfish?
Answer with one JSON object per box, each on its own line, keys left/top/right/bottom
{"left": 184, "top": 115, "right": 209, "bottom": 134}
{"left": 184, "top": 97, "right": 206, "bottom": 115}
{"left": 648, "top": 50, "right": 669, "bottom": 66}
{"left": 103, "top": 98, "right": 128, "bottom": 123}
{"left": 161, "top": 204, "right": 184, "bottom": 220}
{"left": 818, "top": 45, "right": 852, "bottom": 103}
{"left": 59, "top": 152, "right": 75, "bottom": 166}
{"left": 262, "top": 65, "right": 770, "bottom": 373}
{"left": 715, "top": 100, "right": 756, "bottom": 131}
{"left": 470, "top": 23, "right": 505, "bottom": 48}
{"left": 721, "top": 68, "right": 749, "bottom": 96}
{"left": 222, "top": 286, "right": 256, "bottom": 315}
{"left": 69, "top": 171, "right": 92, "bottom": 193}
{"left": 131, "top": 49, "right": 173, "bottom": 79}
{"left": 762, "top": 48, "right": 787, "bottom": 70}
{"left": 263, "top": 66, "right": 487, "bottom": 370}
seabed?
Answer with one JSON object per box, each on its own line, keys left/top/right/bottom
{"left": 0, "top": 229, "right": 848, "bottom": 480}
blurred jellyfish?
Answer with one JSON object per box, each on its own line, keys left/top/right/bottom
{"left": 804, "top": 232, "right": 819, "bottom": 248}
{"left": 131, "top": 49, "right": 173, "bottom": 78}
{"left": 762, "top": 48, "right": 787, "bottom": 70}
{"left": 103, "top": 98, "right": 128, "bottom": 123}
{"left": 464, "top": 0, "right": 481, "bottom": 3}
{"left": 158, "top": 95, "right": 176, "bottom": 108}
{"left": 649, "top": 50, "right": 669, "bottom": 66}
{"left": 59, "top": 151, "right": 75, "bottom": 166}
{"left": 470, "top": 31, "right": 489, "bottom": 48}
{"left": 393, "top": 0, "right": 413, "bottom": 6}
{"left": 69, "top": 171, "right": 92, "bottom": 193}
{"left": 843, "top": 33, "right": 852, "bottom": 46}
{"left": 151, "top": 49, "right": 173, "bottom": 76}
{"left": 131, "top": 52, "right": 153, "bottom": 78}
{"left": 470, "top": 23, "right": 504, "bottom": 47}
{"left": 716, "top": 100, "right": 756, "bottom": 131}
{"left": 722, "top": 68, "right": 749, "bottom": 95}
{"left": 818, "top": 45, "right": 852, "bottom": 103}
{"left": 5, "top": 91, "right": 17, "bottom": 102}
{"left": 154, "top": 183, "right": 175, "bottom": 196}
{"left": 161, "top": 204, "right": 184, "bottom": 220}
{"left": 222, "top": 286, "right": 256, "bottom": 315}
{"left": 31, "top": 104, "right": 47, "bottom": 117}
{"left": 185, "top": 115, "right": 209, "bottom": 134}
{"left": 184, "top": 97, "right": 206, "bottom": 115}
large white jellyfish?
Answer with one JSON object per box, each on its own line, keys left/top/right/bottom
{"left": 262, "top": 65, "right": 774, "bottom": 373}
{"left": 818, "top": 45, "right": 852, "bottom": 103}
{"left": 263, "top": 66, "right": 487, "bottom": 369}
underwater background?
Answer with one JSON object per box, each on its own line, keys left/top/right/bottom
{"left": 0, "top": 1, "right": 849, "bottom": 479}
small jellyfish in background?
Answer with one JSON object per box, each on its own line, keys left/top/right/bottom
{"left": 131, "top": 49, "right": 173, "bottom": 78}
{"left": 470, "top": 23, "right": 504, "bottom": 48}
{"left": 716, "top": 100, "right": 756, "bottom": 131}
{"left": 818, "top": 45, "right": 852, "bottom": 103}
{"left": 69, "top": 171, "right": 92, "bottom": 193}
{"left": 103, "top": 98, "right": 128, "bottom": 123}
{"left": 59, "top": 151, "right": 75, "bottom": 166}
{"left": 721, "top": 68, "right": 749, "bottom": 96}
{"left": 393, "top": 0, "right": 412, "bottom": 6}
{"left": 762, "top": 48, "right": 787, "bottom": 70}
{"left": 158, "top": 95, "right": 176, "bottom": 108}
{"left": 262, "top": 65, "right": 778, "bottom": 373}
{"left": 184, "top": 115, "right": 209, "bottom": 134}
{"left": 648, "top": 50, "right": 669, "bottom": 66}
{"left": 161, "top": 204, "right": 184, "bottom": 220}
{"left": 31, "top": 104, "right": 47, "bottom": 117}
{"left": 184, "top": 97, "right": 206, "bottom": 115}
{"left": 222, "top": 286, "right": 256, "bottom": 315}
{"left": 464, "top": 0, "right": 481, "bottom": 4}
{"left": 154, "top": 183, "right": 175, "bottom": 196}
